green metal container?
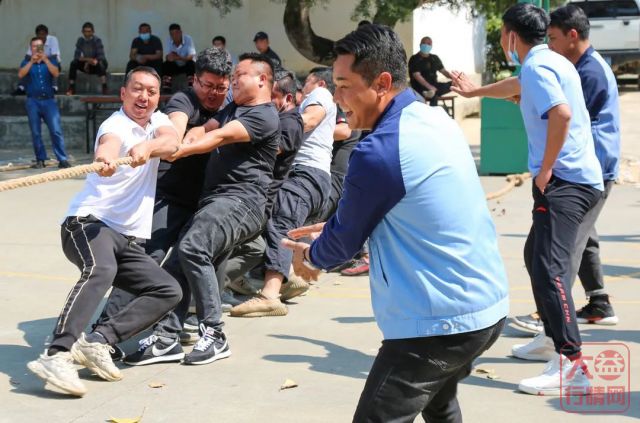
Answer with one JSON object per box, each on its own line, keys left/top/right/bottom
{"left": 480, "top": 97, "right": 529, "bottom": 175}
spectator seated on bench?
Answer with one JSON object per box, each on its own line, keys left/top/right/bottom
{"left": 67, "top": 22, "right": 108, "bottom": 95}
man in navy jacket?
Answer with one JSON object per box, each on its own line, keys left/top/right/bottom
{"left": 284, "top": 24, "right": 509, "bottom": 422}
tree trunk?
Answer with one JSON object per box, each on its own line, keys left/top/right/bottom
{"left": 283, "top": 0, "right": 337, "bottom": 65}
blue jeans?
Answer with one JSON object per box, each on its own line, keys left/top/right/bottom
{"left": 25, "top": 97, "right": 68, "bottom": 162}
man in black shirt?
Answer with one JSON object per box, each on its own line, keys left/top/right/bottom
{"left": 126, "top": 53, "right": 280, "bottom": 366}
{"left": 96, "top": 48, "right": 232, "bottom": 358}
{"left": 254, "top": 31, "right": 282, "bottom": 69}
{"left": 126, "top": 23, "right": 163, "bottom": 75}
{"left": 408, "top": 36, "right": 453, "bottom": 106}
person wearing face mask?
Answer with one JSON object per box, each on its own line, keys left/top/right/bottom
{"left": 126, "top": 23, "right": 163, "bottom": 76}
{"left": 408, "top": 36, "right": 453, "bottom": 106}
{"left": 451, "top": 3, "right": 603, "bottom": 397}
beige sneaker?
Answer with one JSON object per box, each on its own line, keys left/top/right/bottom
{"left": 71, "top": 333, "right": 122, "bottom": 381}
{"left": 229, "top": 294, "right": 288, "bottom": 317}
{"left": 27, "top": 351, "right": 88, "bottom": 397}
{"left": 280, "top": 274, "right": 310, "bottom": 301}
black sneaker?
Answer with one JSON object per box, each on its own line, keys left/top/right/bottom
{"left": 183, "top": 314, "right": 198, "bottom": 333}
{"left": 31, "top": 160, "right": 45, "bottom": 169}
{"left": 577, "top": 295, "right": 619, "bottom": 325}
{"left": 110, "top": 344, "right": 125, "bottom": 362}
{"left": 512, "top": 312, "right": 544, "bottom": 334}
{"left": 123, "top": 335, "right": 184, "bottom": 366}
{"left": 183, "top": 324, "right": 231, "bottom": 365}
{"left": 58, "top": 160, "right": 72, "bottom": 169}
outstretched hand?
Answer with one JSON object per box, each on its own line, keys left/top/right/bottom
{"left": 287, "top": 222, "right": 325, "bottom": 241}
{"left": 281, "top": 238, "right": 321, "bottom": 282}
{"left": 450, "top": 70, "right": 478, "bottom": 98}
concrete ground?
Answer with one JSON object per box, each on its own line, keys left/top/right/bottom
{"left": 0, "top": 92, "right": 638, "bottom": 422}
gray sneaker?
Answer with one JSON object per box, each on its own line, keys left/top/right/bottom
{"left": 27, "top": 351, "right": 88, "bottom": 397}
{"left": 512, "top": 312, "right": 544, "bottom": 334}
{"left": 71, "top": 333, "right": 122, "bottom": 381}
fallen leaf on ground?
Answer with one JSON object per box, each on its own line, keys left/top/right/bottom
{"left": 148, "top": 382, "right": 165, "bottom": 388}
{"left": 280, "top": 378, "right": 298, "bottom": 390}
{"left": 487, "top": 374, "right": 501, "bottom": 380}
{"left": 474, "top": 368, "right": 494, "bottom": 374}
{"left": 109, "top": 407, "right": 145, "bottom": 423}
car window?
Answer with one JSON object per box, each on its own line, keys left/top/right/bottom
{"left": 572, "top": 0, "right": 640, "bottom": 18}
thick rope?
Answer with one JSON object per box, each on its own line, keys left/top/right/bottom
{"left": 485, "top": 172, "right": 531, "bottom": 201}
{"left": 0, "top": 157, "right": 133, "bottom": 192}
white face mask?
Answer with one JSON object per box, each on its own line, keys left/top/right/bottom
{"left": 507, "top": 32, "right": 521, "bottom": 66}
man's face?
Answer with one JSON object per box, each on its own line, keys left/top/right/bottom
{"left": 213, "top": 40, "right": 225, "bottom": 49}
{"left": 500, "top": 25, "right": 512, "bottom": 62}
{"left": 194, "top": 71, "right": 229, "bottom": 111}
{"left": 30, "top": 39, "right": 44, "bottom": 56}
{"left": 82, "top": 27, "right": 94, "bottom": 40}
{"left": 547, "top": 26, "right": 574, "bottom": 57}
{"left": 271, "top": 85, "right": 291, "bottom": 111}
{"left": 121, "top": 71, "right": 160, "bottom": 126}
{"left": 255, "top": 38, "right": 268, "bottom": 53}
{"left": 332, "top": 54, "right": 380, "bottom": 130}
{"left": 36, "top": 30, "right": 47, "bottom": 43}
{"left": 232, "top": 60, "right": 264, "bottom": 105}
{"left": 302, "top": 74, "right": 320, "bottom": 97}
{"left": 421, "top": 37, "right": 432, "bottom": 46}
{"left": 170, "top": 29, "right": 182, "bottom": 44}
{"left": 139, "top": 25, "right": 151, "bottom": 35}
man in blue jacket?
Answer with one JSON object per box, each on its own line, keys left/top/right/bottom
{"left": 284, "top": 24, "right": 509, "bottom": 422}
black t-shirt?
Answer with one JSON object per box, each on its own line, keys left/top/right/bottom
{"left": 331, "top": 108, "right": 361, "bottom": 176}
{"left": 408, "top": 53, "right": 444, "bottom": 91}
{"left": 156, "top": 88, "right": 218, "bottom": 209}
{"left": 202, "top": 102, "right": 280, "bottom": 215}
{"left": 131, "top": 35, "right": 163, "bottom": 56}
{"left": 264, "top": 48, "right": 282, "bottom": 69}
{"left": 267, "top": 109, "right": 304, "bottom": 212}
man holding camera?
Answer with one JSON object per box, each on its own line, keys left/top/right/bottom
{"left": 18, "top": 37, "right": 71, "bottom": 169}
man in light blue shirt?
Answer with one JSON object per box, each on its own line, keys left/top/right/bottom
{"left": 451, "top": 3, "right": 602, "bottom": 397}
{"left": 162, "top": 23, "right": 196, "bottom": 93}
{"left": 283, "top": 24, "right": 508, "bottom": 421}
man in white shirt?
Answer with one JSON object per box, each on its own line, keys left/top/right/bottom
{"left": 27, "top": 66, "right": 181, "bottom": 397}
{"left": 230, "top": 66, "right": 336, "bottom": 317}
{"left": 162, "top": 23, "right": 197, "bottom": 93}
{"left": 13, "top": 24, "right": 61, "bottom": 96}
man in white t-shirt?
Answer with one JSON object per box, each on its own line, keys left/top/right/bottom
{"left": 27, "top": 66, "right": 181, "bottom": 397}
{"left": 230, "top": 66, "right": 336, "bottom": 317}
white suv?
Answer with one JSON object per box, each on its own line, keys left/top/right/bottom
{"left": 570, "top": 0, "right": 640, "bottom": 66}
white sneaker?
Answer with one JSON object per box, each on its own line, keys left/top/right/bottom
{"left": 71, "top": 333, "right": 122, "bottom": 381}
{"left": 518, "top": 354, "right": 591, "bottom": 396}
{"left": 27, "top": 351, "right": 88, "bottom": 397}
{"left": 512, "top": 332, "right": 556, "bottom": 361}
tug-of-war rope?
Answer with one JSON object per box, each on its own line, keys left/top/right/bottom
{"left": 0, "top": 158, "right": 530, "bottom": 200}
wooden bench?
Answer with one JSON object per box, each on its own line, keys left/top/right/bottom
{"left": 80, "top": 95, "right": 171, "bottom": 153}
{"left": 437, "top": 95, "right": 456, "bottom": 119}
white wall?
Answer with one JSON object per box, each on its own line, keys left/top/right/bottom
{"left": 0, "top": 0, "right": 413, "bottom": 74}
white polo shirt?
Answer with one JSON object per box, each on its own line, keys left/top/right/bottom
{"left": 65, "top": 108, "right": 174, "bottom": 239}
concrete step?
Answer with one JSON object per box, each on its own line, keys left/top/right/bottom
{"left": 0, "top": 115, "right": 90, "bottom": 151}
{"left": 0, "top": 70, "right": 124, "bottom": 95}
{"left": 0, "top": 95, "right": 86, "bottom": 116}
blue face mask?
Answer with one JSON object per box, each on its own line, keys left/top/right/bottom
{"left": 140, "top": 33, "right": 151, "bottom": 41}
{"left": 420, "top": 43, "right": 432, "bottom": 54}
{"left": 507, "top": 32, "right": 521, "bottom": 66}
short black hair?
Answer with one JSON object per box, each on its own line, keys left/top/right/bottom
{"left": 169, "top": 23, "right": 181, "bottom": 31}
{"left": 334, "top": 24, "right": 407, "bottom": 88}
{"left": 212, "top": 35, "right": 226, "bottom": 45}
{"left": 549, "top": 4, "right": 590, "bottom": 40}
{"left": 502, "top": 3, "right": 549, "bottom": 45}
{"left": 82, "top": 22, "right": 94, "bottom": 31}
{"left": 309, "top": 66, "right": 335, "bottom": 95}
{"left": 238, "top": 52, "right": 274, "bottom": 86}
{"left": 35, "top": 24, "right": 48, "bottom": 34}
{"left": 196, "top": 47, "right": 232, "bottom": 77}
{"left": 357, "top": 20, "right": 371, "bottom": 27}
{"left": 139, "top": 22, "right": 151, "bottom": 31}
{"left": 124, "top": 66, "right": 161, "bottom": 87}
{"left": 274, "top": 69, "right": 298, "bottom": 105}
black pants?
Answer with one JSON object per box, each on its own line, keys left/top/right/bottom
{"left": 353, "top": 318, "right": 505, "bottom": 423}
{"left": 155, "top": 195, "right": 264, "bottom": 338}
{"left": 95, "top": 197, "right": 194, "bottom": 328}
{"left": 162, "top": 60, "right": 195, "bottom": 77}
{"left": 426, "top": 82, "right": 452, "bottom": 106}
{"left": 68, "top": 59, "right": 108, "bottom": 80}
{"left": 523, "top": 177, "right": 601, "bottom": 357}
{"left": 51, "top": 216, "right": 181, "bottom": 351}
{"left": 569, "top": 180, "right": 614, "bottom": 296}
{"left": 126, "top": 59, "right": 162, "bottom": 76}
{"left": 264, "top": 165, "right": 331, "bottom": 276}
